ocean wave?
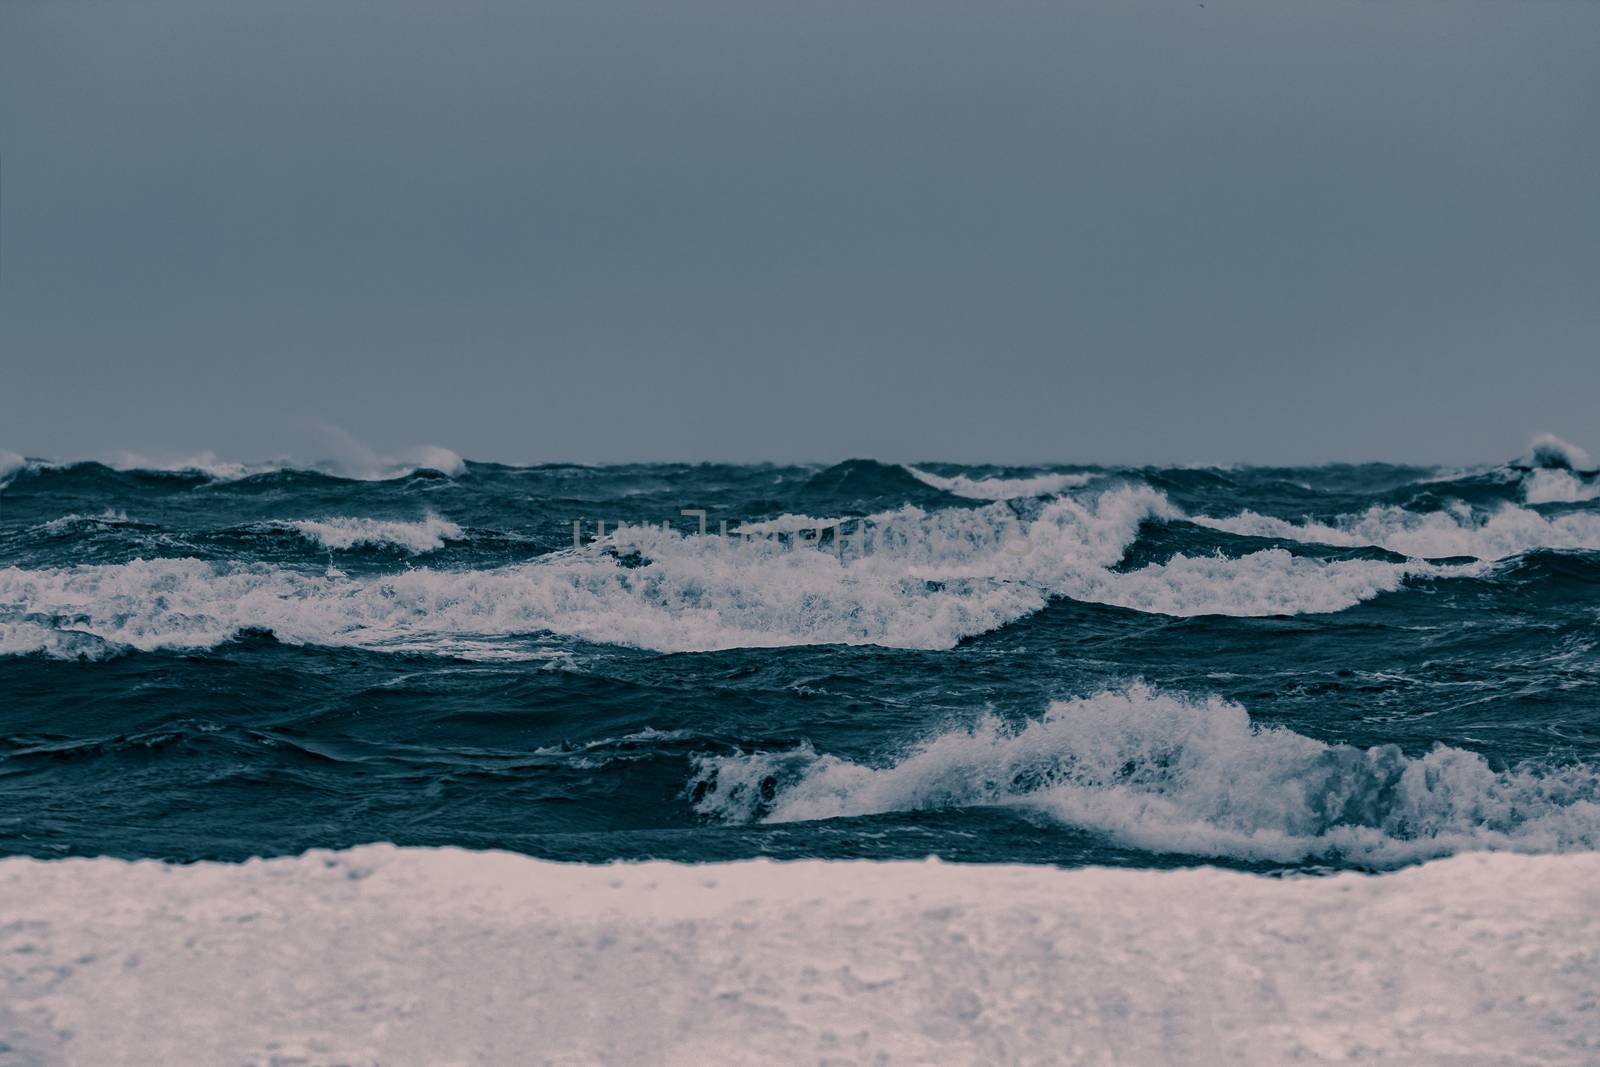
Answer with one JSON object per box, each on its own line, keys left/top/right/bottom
{"left": 0, "top": 553, "right": 1048, "bottom": 659}
{"left": 1194, "top": 501, "right": 1600, "bottom": 560}
{"left": 1514, "top": 434, "right": 1600, "bottom": 503}
{"left": 104, "top": 450, "right": 282, "bottom": 480}
{"left": 319, "top": 443, "right": 466, "bottom": 481}
{"left": 0, "top": 486, "right": 1476, "bottom": 658}
{"left": 32, "top": 510, "right": 137, "bottom": 536}
{"left": 263, "top": 514, "right": 465, "bottom": 554}
{"left": 904, "top": 466, "right": 1095, "bottom": 500}
{"left": 1, "top": 441, "right": 467, "bottom": 486}
{"left": 689, "top": 685, "right": 1600, "bottom": 866}
{"left": 0, "top": 448, "right": 26, "bottom": 484}
{"left": 1521, "top": 433, "right": 1594, "bottom": 473}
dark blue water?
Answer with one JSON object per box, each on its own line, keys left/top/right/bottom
{"left": 3, "top": 448, "right": 1599, "bottom": 872}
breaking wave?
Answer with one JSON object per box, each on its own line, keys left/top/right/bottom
{"left": 0, "top": 486, "right": 1472, "bottom": 658}
{"left": 689, "top": 685, "right": 1600, "bottom": 866}
{"left": 1194, "top": 501, "right": 1600, "bottom": 561}
{"left": 1522, "top": 469, "right": 1600, "bottom": 505}
{"left": 1521, "top": 433, "right": 1594, "bottom": 473}
{"left": 904, "top": 466, "right": 1095, "bottom": 500}
{"left": 0, "top": 449, "right": 26, "bottom": 484}
{"left": 1515, "top": 434, "right": 1600, "bottom": 503}
{"left": 264, "top": 514, "right": 465, "bottom": 554}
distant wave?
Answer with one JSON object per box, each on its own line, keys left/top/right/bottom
{"left": 904, "top": 466, "right": 1095, "bottom": 500}
{"left": 690, "top": 684, "right": 1600, "bottom": 866}
{"left": 0, "top": 444, "right": 467, "bottom": 485}
{"left": 0, "top": 486, "right": 1478, "bottom": 659}
{"left": 261, "top": 514, "right": 464, "bottom": 554}
{"left": 103, "top": 451, "right": 284, "bottom": 480}
{"left": 1194, "top": 501, "right": 1600, "bottom": 560}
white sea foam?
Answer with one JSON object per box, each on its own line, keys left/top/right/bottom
{"left": 1, "top": 845, "right": 1595, "bottom": 1065}
{"left": 1523, "top": 468, "right": 1600, "bottom": 504}
{"left": 691, "top": 685, "right": 1600, "bottom": 867}
{"left": 0, "top": 551, "right": 1048, "bottom": 658}
{"left": 1195, "top": 501, "right": 1600, "bottom": 560}
{"left": 904, "top": 466, "right": 1095, "bottom": 500}
{"left": 269, "top": 514, "right": 465, "bottom": 554}
{"left": 0, "top": 486, "right": 1475, "bottom": 658}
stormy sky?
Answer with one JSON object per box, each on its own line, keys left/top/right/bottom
{"left": 2, "top": 0, "right": 1597, "bottom": 466}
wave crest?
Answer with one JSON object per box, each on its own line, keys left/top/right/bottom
{"left": 1194, "top": 502, "right": 1600, "bottom": 560}
{"left": 904, "top": 466, "right": 1094, "bottom": 500}
{"left": 1522, "top": 433, "right": 1594, "bottom": 473}
{"left": 267, "top": 515, "right": 464, "bottom": 554}
{"left": 689, "top": 686, "right": 1600, "bottom": 866}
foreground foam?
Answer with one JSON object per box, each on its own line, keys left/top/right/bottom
{"left": 1195, "top": 501, "right": 1600, "bottom": 560}
{"left": 1, "top": 845, "right": 1595, "bottom": 1064}
{"left": 691, "top": 685, "right": 1600, "bottom": 866}
{"left": 0, "top": 487, "right": 1475, "bottom": 658}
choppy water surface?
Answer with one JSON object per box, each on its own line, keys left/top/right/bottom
{"left": 3, "top": 439, "right": 1599, "bottom": 872}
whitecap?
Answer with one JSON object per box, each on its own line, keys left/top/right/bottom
{"left": 690, "top": 684, "right": 1600, "bottom": 866}
{"left": 266, "top": 514, "right": 465, "bottom": 554}
{"left": 1195, "top": 501, "right": 1600, "bottom": 560}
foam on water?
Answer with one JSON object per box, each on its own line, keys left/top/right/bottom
{"left": 904, "top": 466, "right": 1094, "bottom": 500}
{"left": 1195, "top": 501, "right": 1600, "bottom": 560}
{"left": 1523, "top": 468, "right": 1600, "bottom": 504}
{"left": 0, "top": 486, "right": 1471, "bottom": 658}
{"left": 690, "top": 685, "right": 1600, "bottom": 866}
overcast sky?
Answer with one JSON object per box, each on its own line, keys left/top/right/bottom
{"left": 2, "top": 0, "right": 1597, "bottom": 467}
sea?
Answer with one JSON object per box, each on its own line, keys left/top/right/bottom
{"left": 3, "top": 436, "right": 1599, "bottom": 875}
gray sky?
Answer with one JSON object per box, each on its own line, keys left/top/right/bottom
{"left": 2, "top": 0, "right": 1597, "bottom": 467}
